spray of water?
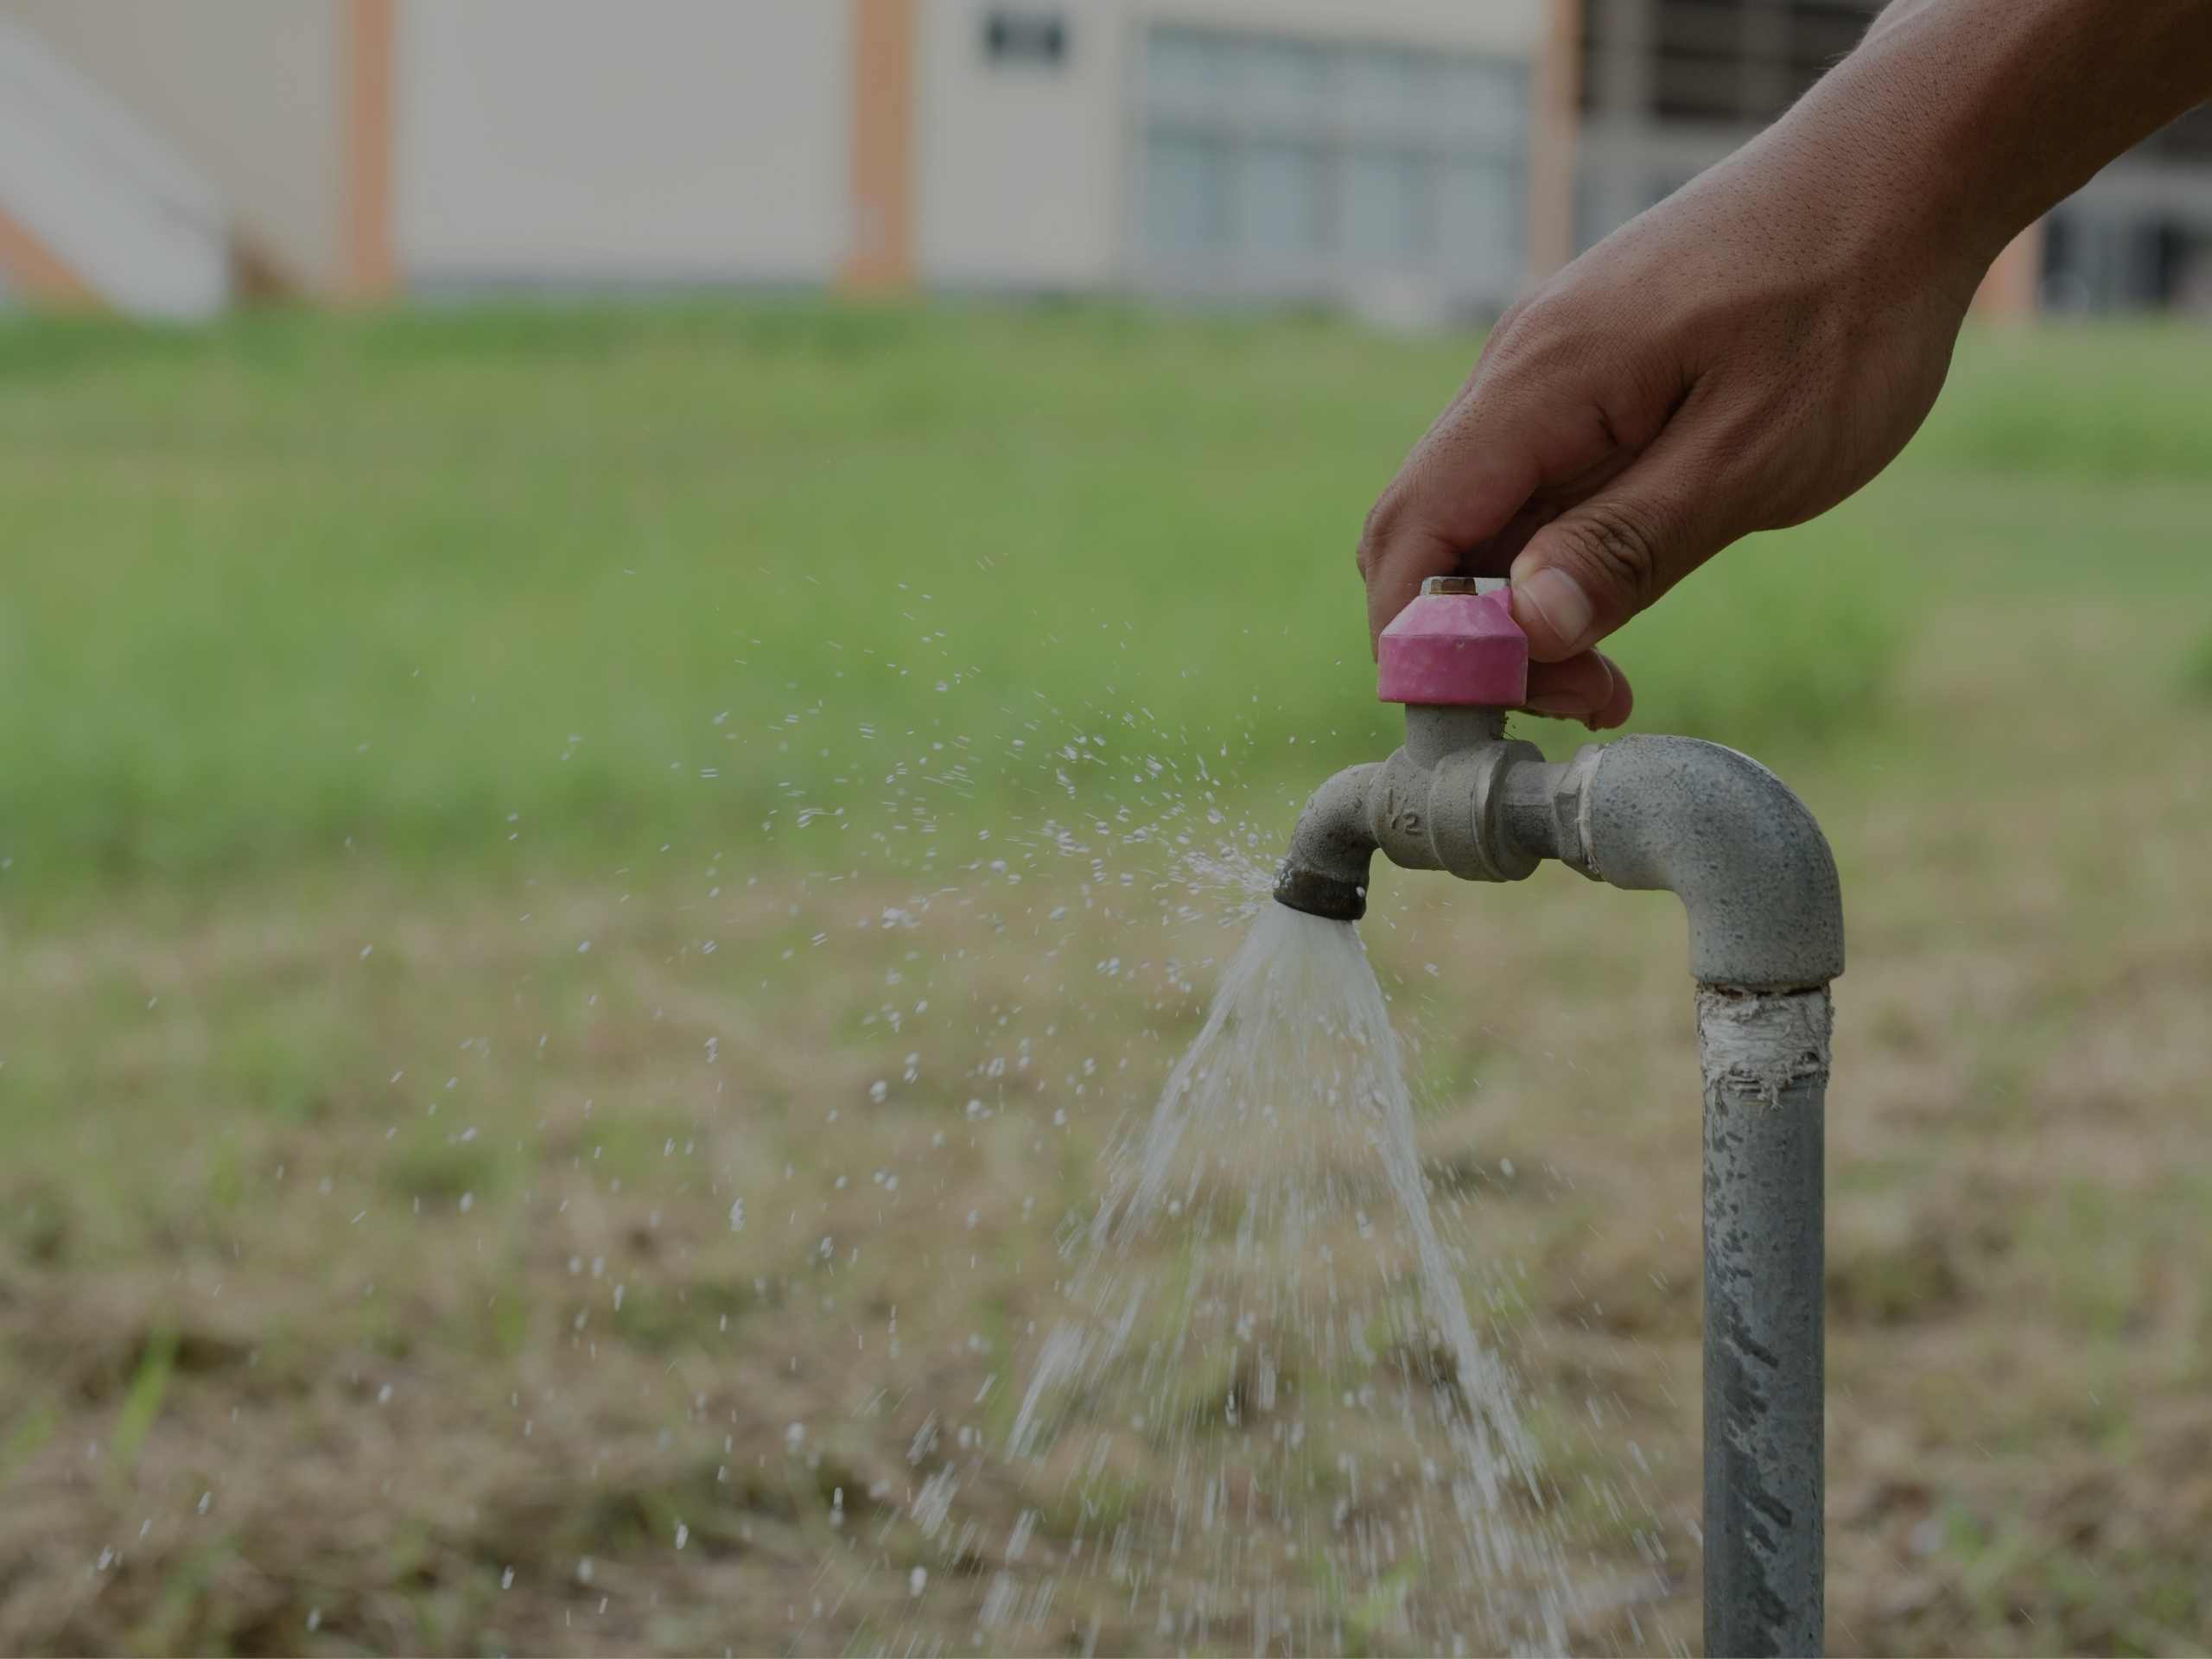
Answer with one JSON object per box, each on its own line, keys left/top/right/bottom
{"left": 1000, "top": 904, "right": 1575, "bottom": 1655}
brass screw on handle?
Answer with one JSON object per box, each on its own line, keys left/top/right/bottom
{"left": 1419, "top": 575, "right": 1510, "bottom": 596}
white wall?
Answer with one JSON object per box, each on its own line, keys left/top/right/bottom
{"left": 394, "top": 0, "right": 849, "bottom": 285}
{"left": 0, "top": 13, "right": 231, "bottom": 316}
{"left": 2, "top": 0, "right": 340, "bottom": 289}
{"left": 916, "top": 0, "right": 1127, "bottom": 289}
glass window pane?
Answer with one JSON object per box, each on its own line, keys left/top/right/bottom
{"left": 1147, "top": 27, "right": 1223, "bottom": 102}
{"left": 1441, "top": 57, "right": 1527, "bottom": 124}
{"left": 1238, "top": 142, "right": 1324, "bottom": 255}
{"left": 1340, "top": 43, "right": 1433, "bottom": 126}
{"left": 1344, "top": 149, "right": 1432, "bottom": 262}
{"left": 1233, "top": 36, "right": 1327, "bottom": 107}
{"left": 1439, "top": 158, "right": 1524, "bottom": 291}
{"left": 1146, "top": 131, "right": 1230, "bottom": 254}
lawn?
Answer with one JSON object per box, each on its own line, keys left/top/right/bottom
{"left": 2, "top": 302, "right": 2210, "bottom": 1654}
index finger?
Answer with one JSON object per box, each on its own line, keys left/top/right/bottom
{"left": 1357, "top": 439, "right": 1541, "bottom": 653}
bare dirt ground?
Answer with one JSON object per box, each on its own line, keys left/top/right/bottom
{"left": 5, "top": 606, "right": 2210, "bottom": 1656}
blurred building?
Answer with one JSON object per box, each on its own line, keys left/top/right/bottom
{"left": 1579, "top": 0, "right": 2212, "bottom": 314}
{"left": 0, "top": 0, "right": 2203, "bottom": 321}
{"left": 0, "top": 0, "right": 1567, "bottom": 324}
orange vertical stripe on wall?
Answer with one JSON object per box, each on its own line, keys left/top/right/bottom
{"left": 0, "top": 202, "right": 99, "bottom": 308}
{"left": 1973, "top": 220, "right": 2044, "bottom": 321}
{"left": 1527, "top": 0, "right": 1582, "bottom": 284}
{"left": 344, "top": 0, "right": 397, "bottom": 300}
{"left": 844, "top": 0, "right": 916, "bottom": 293}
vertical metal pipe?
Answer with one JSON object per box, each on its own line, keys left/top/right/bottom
{"left": 1698, "top": 986, "right": 1830, "bottom": 1658}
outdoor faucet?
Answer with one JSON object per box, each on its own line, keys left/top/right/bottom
{"left": 1275, "top": 576, "right": 1843, "bottom": 1657}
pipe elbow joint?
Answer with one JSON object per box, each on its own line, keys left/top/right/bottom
{"left": 1567, "top": 735, "right": 1845, "bottom": 992}
{"left": 1272, "top": 762, "right": 1382, "bottom": 921}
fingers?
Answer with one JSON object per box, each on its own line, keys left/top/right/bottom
{"left": 1358, "top": 444, "right": 1540, "bottom": 653}
{"left": 1506, "top": 399, "right": 1739, "bottom": 661}
{"left": 1357, "top": 322, "right": 1669, "bottom": 652}
{"left": 1360, "top": 518, "right": 1459, "bottom": 658}
{"left": 1524, "top": 652, "right": 1634, "bottom": 730}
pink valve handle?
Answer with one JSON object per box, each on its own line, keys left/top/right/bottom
{"left": 1376, "top": 576, "right": 1529, "bottom": 706}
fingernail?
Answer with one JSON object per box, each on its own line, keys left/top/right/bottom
{"left": 1512, "top": 568, "right": 1595, "bottom": 654}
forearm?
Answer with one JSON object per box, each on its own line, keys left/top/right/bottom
{"left": 1783, "top": 0, "right": 2212, "bottom": 276}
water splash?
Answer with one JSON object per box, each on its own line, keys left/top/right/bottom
{"left": 1002, "top": 904, "right": 1575, "bottom": 1654}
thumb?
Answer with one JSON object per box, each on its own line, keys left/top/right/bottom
{"left": 1505, "top": 418, "right": 1736, "bottom": 660}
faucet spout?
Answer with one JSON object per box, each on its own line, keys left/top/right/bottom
{"left": 1272, "top": 762, "right": 1382, "bottom": 921}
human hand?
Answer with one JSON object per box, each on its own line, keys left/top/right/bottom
{"left": 1355, "top": 67, "right": 1992, "bottom": 728}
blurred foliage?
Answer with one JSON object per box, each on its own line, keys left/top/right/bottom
{"left": 1912, "top": 321, "right": 2212, "bottom": 481}
{"left": 2, "top": 304, "right": 2209, "bottom": 909}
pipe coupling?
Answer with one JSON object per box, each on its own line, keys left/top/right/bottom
{"left": 1370, "top": 736, "right": 1545, "bottom": 884}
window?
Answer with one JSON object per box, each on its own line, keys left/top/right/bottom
{"left": 1342, "top": 149, "right": 1431, "bottom": 263}
{"left": 1580, "top": 0, "right": 1879, "bottom": 124}
{"left": 983, "top": 9, "right": 1067, "bottom": 70}
{"left": 1138, "top": 26, "right": 1530, "bottom": 312}
{"left": 1144, "top": 133, "right": 1229, "bottom": 255}
{"left": 1241, "top": 142, "right": 1325, "bottom": 256}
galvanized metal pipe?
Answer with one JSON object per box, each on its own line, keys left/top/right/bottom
{"left": 1578, "top": 739, "right": 1840, "bottom": 1653}
{"left": 1698, "top": 984, "right": 1831, "bottom": 1658}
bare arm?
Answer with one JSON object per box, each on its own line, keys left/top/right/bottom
{"left": 1357, "top": 0, "right": 2212, "bottom": 727}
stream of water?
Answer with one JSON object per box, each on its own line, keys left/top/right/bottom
{"left": 1002, "top": 903, "right": 1576, "bottom": 1654}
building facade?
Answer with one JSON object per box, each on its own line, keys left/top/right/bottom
{"left": 3, "top": 0, "right": 2202, "bottom": 321}
{"left": 0, "top": 0, "right": 1566, "bottom": 323}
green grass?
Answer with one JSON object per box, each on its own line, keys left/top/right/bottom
{"left": 23, "top": 303, "right": 2208, "bottom": 912}
{"left": 1909, "top": 321, "right": 2212, "bottom": 480}
{"left": 5, "top": 302, "right": 2212, "bottom": 1654}
{"left": 2190, "top": 626, "right": 2212, "bottom": 700}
